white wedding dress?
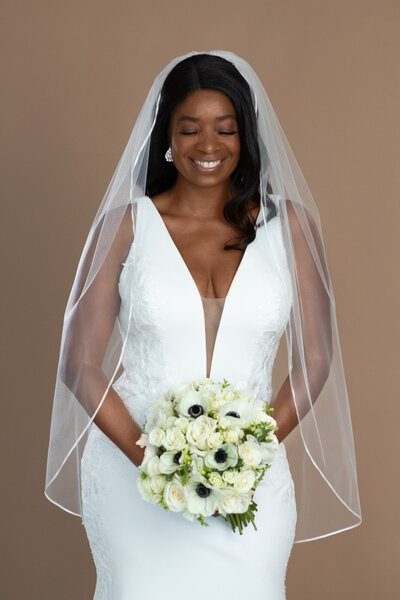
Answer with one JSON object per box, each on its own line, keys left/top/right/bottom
{"left": 80, "top": 195, "right": 297, "bottom": 599}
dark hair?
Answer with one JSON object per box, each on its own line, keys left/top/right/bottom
{"left": 146, "top": 53, "right": 276, "bottom": 251}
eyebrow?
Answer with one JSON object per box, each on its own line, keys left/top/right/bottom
{"left": 177, "top": 114, "right": 237, "bottom": 123}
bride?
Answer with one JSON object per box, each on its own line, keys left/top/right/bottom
{"left": 45, "top": 51, "right": 362, "bottom": 599}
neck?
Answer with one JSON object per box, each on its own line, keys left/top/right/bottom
{"left": 165, "top": 177, "right": 238, "bottom": 219}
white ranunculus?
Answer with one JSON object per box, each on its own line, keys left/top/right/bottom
{"left": 209, "top": 472, "right": 223, "bottom": 487}
{"left": 148, "top": 427, "right": 166, "bottom": 447}
{"left": 158, "top": 451, "right": 180, "bottom": 474}
{"left": 137, "top": 476, "right": 158, "bottom": 504}
{"left": 259, "top": 434, "right": 280, "bottom": 464}
{"left": 238, "top": 438, "right": 262, "bottom": 468}
{"left": 177, "top": 390, "right": 209, "bottom": 419}
{"left": 207, "top": 431, "right": 224, "bottom": 449}
{"left": 234, "top": 469, "right": 256, "bottom": 494}
{"left": 163, "top": 479, "right": 186, "bottom": 512}
{"left": 222, "top": 469, "right": 239, "bottom": 484}
{"left": 219, "top": 487, "right": 250, "bottom": 515}
{"left": 186, "top": 415, "right": 216, "bottom": 451}
{"left": 150, "top": 474, "right": 167, "bottom": 494}
{"left": 146, "top": 455, "right": 161, "bottom": 476}
{"left": 163, "top": 426, "right": 187, "bottom": 451}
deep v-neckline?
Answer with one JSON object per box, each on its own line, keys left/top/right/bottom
{"left": 144, "top": 195, "right": 258, "bottom": 305}
{"left": 144, "top": 195, "right": 261, "bottom": 378}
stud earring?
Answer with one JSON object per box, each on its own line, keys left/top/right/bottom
{"left": 165, "top": 147, "right": 173, "bottom": 162}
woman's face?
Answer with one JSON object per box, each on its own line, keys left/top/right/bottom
{"left": 167, "top": 89, "right": 241, "bottom": 190}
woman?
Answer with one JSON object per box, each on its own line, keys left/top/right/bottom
{"left": 45, "top": 51, "right": 362, "bottom": 599}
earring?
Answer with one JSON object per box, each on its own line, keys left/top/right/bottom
{"left": 165, "top": 147, "right": 173, "bottom": 162}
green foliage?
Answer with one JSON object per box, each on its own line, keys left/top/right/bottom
{"left": 197, "top": 515, "right": 210, "bottom": 527}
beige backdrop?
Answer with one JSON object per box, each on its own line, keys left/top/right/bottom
{"left": 1, "top": 0, "right": 399, "bottom": 597}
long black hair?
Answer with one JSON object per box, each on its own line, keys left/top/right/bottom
{"left": 146, "top": 53, "right": 276, "bottom": 251}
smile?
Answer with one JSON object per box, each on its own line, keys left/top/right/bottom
{"left": 191, "top": 158, "right": 226, "bottom": 172}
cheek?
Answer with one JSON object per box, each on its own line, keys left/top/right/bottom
{"left": 228, "top": 136, "right": 241, "bottom": 157}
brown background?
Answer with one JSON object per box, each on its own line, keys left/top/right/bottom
{"left": 1, "top": 0, "right": 399, "bottom": 597}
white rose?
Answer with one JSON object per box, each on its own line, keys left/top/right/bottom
{"left": 186, "top": 415, "right": 216, "bottom": 451}
{"left": 222, "top": 469, "right": 239, "bottom": 484}
{"left": 174, "top": 417, "right": 188, "bottom": 433}
{"left": 163, "top": 426, "right": 187, "bottom": 451}
{"left": 234, "top": 469, "right": 256, "bottom": 494}
{"left": 150, "top": 474, "right": 167, "bottom": 494}
{"left": 223, "top": 429, "right": 239, "bottom": 444}
{"left": 146, "top": 455, "right": 161, "bottom": 476}
{"left": 207, "top": 431, "right": 224, "bottom": 449}
{"left": 163, "top": 479, "right": 186, "bottom": 512}
{"left": 148, "top": 427, "right": 166, "bottom": 447}
{"left": 166, "top": 416, "right": 178, "bottom": 428}
{"left": 137, "top": 476, "right": 158, "bottom": 503}
{"left": 219, "top": 487, "right": 250, "bottom": 515}
{"left": 238, "top": 439, "right": 262, "bottom": 468}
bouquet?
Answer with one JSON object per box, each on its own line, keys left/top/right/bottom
{"left": 135, "top": 377, "right": 279, "bottom": 534}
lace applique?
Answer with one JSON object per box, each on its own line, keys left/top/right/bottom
{"left": 113, "top": 252, "right": 172, "bottom": 426}
{"left": 81, "top": 428, "right": 114, "bottom": 598}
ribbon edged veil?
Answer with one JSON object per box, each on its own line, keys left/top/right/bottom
{"left": 44, "top": 49, "right": 362, "bottom": 543}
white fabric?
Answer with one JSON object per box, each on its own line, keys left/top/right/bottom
{"left": 80, "top": 195, "right": 296, "bottom": 598}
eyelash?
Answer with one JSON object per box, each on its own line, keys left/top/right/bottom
{"left": 179, "top": 131, "right": 238, "bottom": 136}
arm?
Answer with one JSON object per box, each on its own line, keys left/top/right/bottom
{"left": 273, "top": 201, "right": 333, "bottom": 442}
{"left": 60, "top": 206, "right": 145, "bottom": 468}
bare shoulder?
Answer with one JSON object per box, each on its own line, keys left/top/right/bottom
{"left": 148, "top": 191, "right": 171, "bottom": 216}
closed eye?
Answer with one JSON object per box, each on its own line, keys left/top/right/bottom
{"left": 179, "top": 131, "right": 238, "bottom": 135}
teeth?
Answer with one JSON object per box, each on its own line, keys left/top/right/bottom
{"left": 194, "top": 159, "right": 222, "bottom": 168}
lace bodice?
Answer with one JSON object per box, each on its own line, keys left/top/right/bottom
{"left": 109, "top": 195, "right": 293, "bottom": 428}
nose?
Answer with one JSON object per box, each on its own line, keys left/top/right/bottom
{"left": 195, "top": 129, "right": 221, "bottom": 155}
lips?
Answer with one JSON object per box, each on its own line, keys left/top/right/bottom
{"left": 190, "top": 158, "right": 226, "bottom": 172}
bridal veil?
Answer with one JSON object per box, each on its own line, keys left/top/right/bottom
{"left": 44, "top": 50, "right": 362, "bottom": 543}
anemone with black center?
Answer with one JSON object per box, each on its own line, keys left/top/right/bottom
{"left": 173, "top": 451, "right": 182, "bottom": 464}
{"left": 196, "top": 483, "right": 211, "bottom": 498}
{"left": 214, "top": 449, "right": 228, "bottom": 463}
{"left": 188, "top": 404, "right": 204, "bottom": 418}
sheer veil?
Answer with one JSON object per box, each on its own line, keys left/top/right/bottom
{"left": 44, "top": 50, "right": 362, "bottom": 543}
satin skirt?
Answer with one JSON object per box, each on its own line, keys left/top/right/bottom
{"left": 81, "top": 424, "right": 297, "bottom": 600}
